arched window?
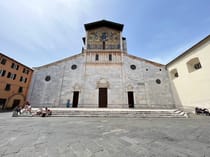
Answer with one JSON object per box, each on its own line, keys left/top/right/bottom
{"left": 170, "top": 68, "right": 179, "bottom": 79}
{"left": 95, "top": 54, "right": 99, "bottom": 61}
{"left": 187, "top": 57, "right": 202, "bottom": 73}
{"left": 109, "top": 54, "right": 112, "bottom": 61}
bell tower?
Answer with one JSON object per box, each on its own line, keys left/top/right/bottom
{"left": 83, "top": 20, "right": 127, "bottom": 52}
{"left": 82, "top": 20, "right": 127, "bottom": 64}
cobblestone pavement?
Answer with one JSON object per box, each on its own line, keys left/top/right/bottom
{"left": 0, "top": 112, "right": 210, "bottom": 157}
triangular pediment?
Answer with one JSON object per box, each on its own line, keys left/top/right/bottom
{"left": 84, "top": 20, "right": 123, "bottom": 31}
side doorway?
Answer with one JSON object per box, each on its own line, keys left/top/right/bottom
{"left": 72, "top": 91, "right": 79, "bottom": 108}
{"left": 128, "top": 92, "right": 134, "bottom": 108}
{"left": 99, "top": 88, "right": 107, "bottom": 108}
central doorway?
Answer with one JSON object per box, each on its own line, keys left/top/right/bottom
{"left": 128, "top": 91, "right": 134, "bottom": 108}
{"left": 99, "top": 88, "right": 107, "bottom": 108}
{"left": 72, "top": 91, "right": 79, "bottom": 108}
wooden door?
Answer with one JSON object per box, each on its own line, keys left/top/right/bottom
{"left": 99, "top": 88, "right": 107, "bottom": 108}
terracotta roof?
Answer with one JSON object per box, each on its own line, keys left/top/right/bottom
{"left": 84, "top": 20, "right": 124, "bottom": 31}
{"left": 167, "top": 34, "right": 210, "bottom": 66}
{"left": 0, "top": 52, "right": 33, "bottom": 71}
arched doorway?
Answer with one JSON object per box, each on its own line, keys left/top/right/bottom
{"left": 99, "top": 88, "right": 107, "bottom": 108}
{"left": 72, "top": 84, "right": 81, "bottom": 108}
{"left": 7, "top": 94, "right": 25, "bottom": 109}
{"left": 97, "top": 79, "right": 109, "bottom": 108}
{"left": 127, "top": 84, "right": 135, "bottom": 108}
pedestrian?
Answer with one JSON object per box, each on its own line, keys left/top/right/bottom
{"left": 66, "top": 99, "right": 71, "bottom": 108}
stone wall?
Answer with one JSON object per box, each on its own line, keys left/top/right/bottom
{"left": 123, "top": 54, "right": 175, "bottom": 109}
{"left": 28, "top": 54, "right": 84, "bottom": 107}
{"left": 28, "top": 52, "right": 175, "bottom": 109}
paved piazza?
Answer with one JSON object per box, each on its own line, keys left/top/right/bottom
{"left": 0, "top": 112, "right": 210, "bottom": 157}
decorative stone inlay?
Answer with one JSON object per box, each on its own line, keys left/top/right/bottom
{"left": 126, "top": 84, "right": 134, "bottom": 91}
{"left": 97, "top": 78, "right": 109, "bottom": 88}
{"left": 73, "top": 83, "right": 81, "bottom": 91}
{"left": 137, "top": 82, "right": 145, "bottom": 86}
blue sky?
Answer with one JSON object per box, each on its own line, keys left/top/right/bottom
{"left": 0, "top": 0, "right": 210, "bottom": 67}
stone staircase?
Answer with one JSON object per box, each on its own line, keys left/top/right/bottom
{"left": 31, "top": 108, "right": 188, "bottom": 118}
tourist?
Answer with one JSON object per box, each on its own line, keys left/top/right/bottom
{"left": 25, "top": 101, "right": 32, "bottom": 114}
{"left": 35, "top": 107, "right": 43, "bottom": 116}
{"left": 66, "top": 99, "right": 71, "bottom": 108}
{"left": 37, "top": 107, "right": 52, "bottom": 117}
{"left": 45, "top": 107, "right": 52, "bottom": 116}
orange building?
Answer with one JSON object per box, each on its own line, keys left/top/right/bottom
{"left": 0, "top": 53, "right": 33, "bottom": 110}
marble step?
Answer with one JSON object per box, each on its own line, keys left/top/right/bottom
{"left": 31, "top": 108, "right": 188, "bottom": 118}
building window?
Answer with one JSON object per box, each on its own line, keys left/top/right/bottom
{"left": 7, "top": 72, "right": 16, "bottom": 80}
{"left": 18, "top": 87, "right": 23, "bottom": 93}
{"left": 130, "top": 65, "right": 136, "bottom": 70}
{"left": 12, "top": 74, "right": 16, "bottom": 80}
{"left": 20, "top": 76, "right": 23, "bottom": 82}
{"left": 194, "top": 63, "right": 201, "bottom": 70}
{"left": 71, "top": 64, "right": 77, "bottom": 70}
{"left": 7, "top": 72, "right": 11, "bottom": 78}
{"left": 174, "top": 72, "right": 179, "bottom": 77}
{"left": 0, "top": 69, "right": 6, "bottom": 77}
{"left": 109, "top": 54, "right": 112, "bottom": 61}
{"left": 0, "top": 58, "right": 7, "bottom": 65}
{"left": 170, "top": 68, "right": 179, "bottom": 79}
{"left": 187, "top": 57, "right": 202, "bottom": 73}
{"left": 23, "top": 68, "right": 29, "bottom": 74}
{"left": 45, "top": 76, "right": 51, "bottom": 82}
{"left": 11, "top": 63, "right": 19, "bottom": 70}
{"left": 103, "top": 41, "right": 105, "bottom": 50}
{"left": 156, "top": 79, "right": 161, "bottom": 84}
{"left": 95, "top": 54, "right": 99, "bottom": 61}
{"left": 20, "top": 76, "right": 27, "bottom": 83}
{"left": 5, "top": 84, "right": 11, "bottom": 91}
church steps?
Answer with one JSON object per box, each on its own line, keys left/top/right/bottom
{"left": 31, "top": 108, "right": 188, "bottom": 118}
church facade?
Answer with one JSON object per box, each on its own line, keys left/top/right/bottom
{"left": 28, "top": 20, "right": 175, "bottom": 109}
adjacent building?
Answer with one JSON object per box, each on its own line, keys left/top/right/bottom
{"left": 0, "top": 53, "right": 33, "bottom": 109}
{"left": 28, "top": 20, "right": 175, "bottom": 109}
{"left": 167, "top": 35, "right": 210, "bottom": 111}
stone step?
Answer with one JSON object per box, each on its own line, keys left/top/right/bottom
{"left": 31, "top": 108, "right": 188, "bottom": 118}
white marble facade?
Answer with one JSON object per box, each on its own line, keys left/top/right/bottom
{"left": 28, "top": 20, "right": 175, "bottom": 109}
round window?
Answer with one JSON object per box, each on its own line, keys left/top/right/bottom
{"left": 71, "top": 64, "right": 77, "bottom": 70}
{"left": 130, "top": 65, "right": 136, "bottom": 70}
{"left": 156, "top": 79, "right": 161, "bottom": 84}
{"left": 45, "top": 76, "right": 51, "bottom": 82}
